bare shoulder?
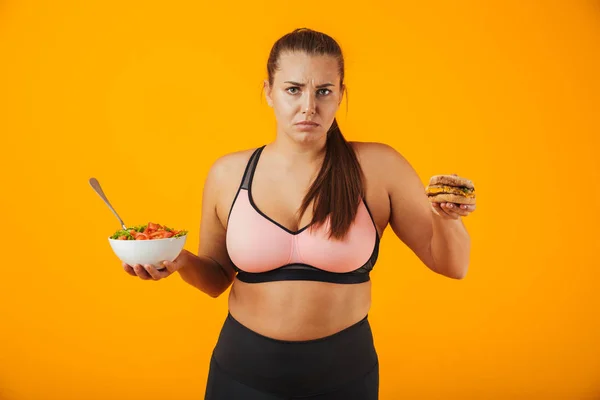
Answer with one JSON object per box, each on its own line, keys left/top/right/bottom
{"left": 205, "top": 147, "right": 258, "bottom": 227}
{"left": 350, "top": 140, "right": 406, "bottom": 163}
{"left": 350, "top": 141, "right": 415, "bottom": 185}
{"left": 207, "top": 147, "right": 257, "bottom": 183}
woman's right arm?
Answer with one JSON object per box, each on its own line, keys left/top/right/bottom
{"left": 125, "top": 155, "right": 239, "bottom": 297}
{"left": 174, "top": 156, "right": 237, "bottom": 297}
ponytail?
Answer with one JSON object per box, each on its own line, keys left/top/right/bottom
{"left": 297, "top": 118, "right": 365, "bottom": 240}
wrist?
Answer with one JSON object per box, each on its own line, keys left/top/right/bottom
{"left": 174, "top": 249, "right": 195, "bottom": 270}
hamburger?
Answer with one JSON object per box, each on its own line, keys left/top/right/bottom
{"left": 426, "top": 174, "right": 476, "bottom": 205}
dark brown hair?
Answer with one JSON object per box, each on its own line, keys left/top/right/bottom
{"left": 266, "top": 28, "right": 365, "bottom": 240}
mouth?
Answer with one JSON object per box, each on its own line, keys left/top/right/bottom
{"left": 295, "top": 121, "right": 319, "bottom": 126}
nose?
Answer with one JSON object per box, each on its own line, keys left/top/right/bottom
{"left": 302, "top": 92, "right": 316, "bottom": 116}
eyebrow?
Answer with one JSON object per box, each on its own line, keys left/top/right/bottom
{"left": 284, "top": 81, "right": 335, "bottom": 88}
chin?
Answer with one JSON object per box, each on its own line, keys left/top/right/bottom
{"left": 288, "top": 130, "right": 326, "bottom": 144}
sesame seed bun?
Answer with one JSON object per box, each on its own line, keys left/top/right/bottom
{"left": 428, "top": 174, "right": 474, "bottom": 190}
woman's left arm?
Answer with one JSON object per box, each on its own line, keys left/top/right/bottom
{"left": 376, "top": 143, "right": 475, "bottom": 279}
{"left": 428, "top": 206, "right": 472, "bottom": 279}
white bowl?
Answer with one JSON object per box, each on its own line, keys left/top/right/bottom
{"left": 108, "top": 235, "right": 187, "bottom": 268}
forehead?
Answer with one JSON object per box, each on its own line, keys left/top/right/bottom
{"left": 274, "top": 51, "right": 340, "bottom": 84}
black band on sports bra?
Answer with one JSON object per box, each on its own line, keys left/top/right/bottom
{"left": 241, "top": 145, "right": 265, "bottom": 191}
{"left": 235, "top": 265, "right": 371, "bottom": 284}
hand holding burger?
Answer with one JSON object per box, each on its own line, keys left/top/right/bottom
{"left": 426, "top": 174, "right": 477, "bottom": 219}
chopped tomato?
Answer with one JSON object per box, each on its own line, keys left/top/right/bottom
{"left": 135, "top": 232, "right": 149, "bottom": 240}
{"left": 149, "top": 231, "right": 168, "bottom": 239}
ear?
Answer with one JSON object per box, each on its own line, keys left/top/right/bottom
{"left": 264, "top": 80, "right": 273, "bottom": 107}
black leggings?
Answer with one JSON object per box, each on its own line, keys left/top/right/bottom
{"left": 204, "top": 313, "right": 379, "bottom": 400}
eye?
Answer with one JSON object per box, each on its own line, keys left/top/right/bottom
{"left": 318, "top": 89, "right": 332, "bottom": 96}
{"left": 286, "top": 87, "right": 300, "bottom": 94}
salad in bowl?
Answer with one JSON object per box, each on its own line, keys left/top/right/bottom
{"left": 108, "top": 222, "right": 188, "bottom": 268}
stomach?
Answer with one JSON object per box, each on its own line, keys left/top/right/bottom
{"left": 227, "top": 278, "right": 372, "bottom": 341}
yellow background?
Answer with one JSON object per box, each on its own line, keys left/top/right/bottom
{"left": 1, "top": 0, "right": 599, "bottom": 399}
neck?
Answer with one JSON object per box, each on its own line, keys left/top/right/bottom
{"left": 267, "top": 133, "right": 327, "bottom": 167}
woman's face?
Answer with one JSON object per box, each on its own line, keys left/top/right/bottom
{"left": 265, "top": 51, "right": 344, "bottom": 145}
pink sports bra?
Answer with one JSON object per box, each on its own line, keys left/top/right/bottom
{"left": 226, "top": 145, "right": 380, "bottom": 284}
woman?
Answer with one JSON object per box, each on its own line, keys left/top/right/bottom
{"left": 123, "top": 28, "right": 476, "bottom": 399}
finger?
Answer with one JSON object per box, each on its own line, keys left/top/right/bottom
{"left": 433, "top": 202, "right": 454, "bottom": 219}
{"left": 123, "top": 263, "right": 137, "bottom": 277}
{"left": 451, "top": 204, "right": 471, "bottom": 217}
{"left": 431, "top": 202, "right": 445, "bottom": 217}
{"left": 436, "top": 202, "right": 451, "bottom": 217}
{"left": 160, "top": 260, "right": 179, "bottom": 274}
{"left": 440, "top": 203, "right": 460, "bottom": 219}
{"left": 458, "top": 204, "right": 476, "bottom": 214}
{"left": 144, "top": 264, "right": 169, "bottom": 280}
{"left": 133, "top": 264, "right": 152, "bottom": 280}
